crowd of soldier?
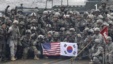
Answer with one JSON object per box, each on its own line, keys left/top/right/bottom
{"left": 0, "top": 1, "right": 113, "bottom": 64}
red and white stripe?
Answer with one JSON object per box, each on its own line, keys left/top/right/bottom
{"left": 43, "top": 42, "right": 60, "bottom": 56}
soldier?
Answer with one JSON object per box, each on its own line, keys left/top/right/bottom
{"left": 0, "top": 23, "right": 8, "bottom": 61}
{"left": 65, "top": 14, "right": 74, "bottom": 28}
{"left": 40, "top": 11, "right": 50, "bottom": 28}
{"left": 46, "top": 31, "right": 54, "bottom": 43}
{"left": 6, "top": 20, "right": 12, "bottom": 28}
{"left": 59, "top": 27, "right": 66, "bottom": 41}
{"left": 99, "top": 1, "right": 109, "bottom": 15}
{"left": 75, "top": 14, "right": 85, "bottom": 32}
{"left": 52, "top": 32, "right": 60, "bottom": 42}
{"left": 108, "top": 21, "right": 113, "bottom": 40}
{"left": 64, "top": 28, "right": 77, "bottom": 43}
{"left": 95, "top": 19, "right": 103, "bottom": 29}
{"left": 5, "top": 5, "right": 10, "bottom": 17}
{"left": 105, "top": 36, "right": 113, "bottom": 64}
{"left": 45, "top": 24, "right": 52, "bottom": 32}
{"left": 93, "top": 28, "right": 104, "bottom": 45}
{"left": 86, "top": 14, "right": 94, "bottom": 29}
{"left": 18, "top": 14, "right": 25, "bottom": 22}
{"left": 30, "top": 19, "right": 37, "bottom": 27}
{"left": 37, "top": 24, "right": 46, "bottom": 35}
{"left": 81, "top": 29, "right": 94, "bottom": 59}
{"left": 60, "top": 6, "right": 66, "bottom": 13}
{"left": 19, "top": 21, "right": 26, "bottom": 36}
{"left": 89, "top": 39, "right": 104, "bottom": 64}
{"left": 52, "top": 15, "right": 61, "bottom": 31}
{"left": 21, "top": 30, "right": 39, "bottom": 60}
{"left": 17, "top": 21, "right": 25, "bottom": 59}
{"left": 8, "top": 20, "right": 20, "bottom": 61}
{"left": 29, "top": 12, "right": 37, "bottom": 20}
{"left": 37, "top": 35, "right": 45, "bottom": 58}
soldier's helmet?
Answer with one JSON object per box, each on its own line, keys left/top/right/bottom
{"left": 66, "top": 31, "right": 71, "bottom": 35}
{"left": 25, "top": 30, "right": 31, "bottom": 34}
{"left": 54, "top": 12, "right": 60, "bottom": 16}
{"left": 60, "top": 27, "right": 65, "bottom": 31}
{"left": 48, "top": 31, "right": 54, "bottom": 35}
{"left": 69, "top": 28, "right": 75, "bottom": 32}
{"left": 13, "top": 20, "right": 19, "bottom": 24}
{"left": 53, "top": 14, "right": 59, "bottom": 18}
{"left": 38, "top": 35, "right": 44, "bottom": 39}
{"left": 30, "top": 12, "right": 37, "bottom": 17}
{"left": 84, "top": 27, "right": 89, "bottom": 31}
{"left": 97, "top": 15, "right": 104, "bottom": 19}
{"left": 46, "top": 24, "right": 52, "bottom": 28}
{"left": 84, "top": 11, "right": 89, "bottom": 15}
{"left": 87, "top": 14, "right": 94, "bottom": 19}
{"left": 31, "top": 19, "right": 37, "bottom": 23}
{"left": 65, "top": 14, "right": 70, "bottom": 18}
{"left": 96, "top": 19, "right": 103, "bottom": 23}
{"left": 94, "top": 27, "right": 100, "bottom": 32}
{"left": 89, "top": 29, "right": 94, "bottom": 33}
{"left": 102, "top": 22, "right": 109, "bottom": 26}
{"left": 108, "top": 20, "right": 113, "bottom": 25}
{"left": 19, "top": 21, "right": 25, "bottom": 25}
{"left": 95, "top": 39, "right": 101, "bottom": 44}
{"left": 43, "top": 11, "right": 48, "bottom": 15}
{"left": 53, "top": 32, "right": 59, "bottom": 37}
{"left": 106, "top": 36, "right": 112, "bottom": 41}
{"left": 101, "top": 1, "right": 106, "bottom": 4}
{"left": 68, "top": 11, "right": 73, "bottom": 14}
{"left": 77, "top": 34, "right": 82, "bottom": 38}
{"left": 31, "top": 27, "right": 37, "bottom": 31}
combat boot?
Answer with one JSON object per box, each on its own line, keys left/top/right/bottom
{"left": 89, "top": 60, "right": 93, "bottom": 64}
{"left": 89, "top": 62, "right": 93, "bottom": 64}
{"left": 34, "top": 55, "right": 39, "bottom": 60}
{"left": 22, "top": 54, "right": 27, "bottom": 59}
{"left": 11, "top": 57, "right": 16, "bottom": 61}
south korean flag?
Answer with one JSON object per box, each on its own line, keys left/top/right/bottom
{"left": 60, "top": 42, "right": 78, "bottom": 57}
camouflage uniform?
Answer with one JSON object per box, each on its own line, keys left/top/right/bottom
{"left": 89, "top": 39, "right": 104, "bottom": 64}
{"left": 21, "top": 30, "right": 39, "bottom": 60}
{"left": 8, "top": 20, "right": 20, "bottom": 61}
{"left": 105, "top": 37, "right": 113, "bottom": 64}
{"left": 0, "top": 24, "right": 7, "bottom": 61}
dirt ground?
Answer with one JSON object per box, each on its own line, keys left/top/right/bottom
{"left": 0, "top": 59, "right": 89, "bottom": 64}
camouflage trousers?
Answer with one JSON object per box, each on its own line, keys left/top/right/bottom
{"left": 105, "top": 53, "right": 113, "bottom": 64}
{"left": 23, "top": 46, "right": 38, "bottom": 59}
{"left": 92, "top": 56, "right": 102, "bottom": 64}
{"left": 9, "top": 40, "right": 17, "bottom": 57}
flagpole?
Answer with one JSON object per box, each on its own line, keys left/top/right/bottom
{"left": 71, "top": 59, "right": 73, "bottom": 64}
{"left": 45, "top": 0, "right": 48, "bottom": 9}
{"left": 61, "top": 0, "right": 63, "bottom": 6}
{"left": 52, "top": 0, "right": 53, "bottom": 7}
{"left": 67, "top": 0, "right": 69, "bottom": 6}
{"left": 69, "top": 39, "right": 93, "bottom": 64}
{"left": 100, "top": 26, "right": 109, "bottom": 64}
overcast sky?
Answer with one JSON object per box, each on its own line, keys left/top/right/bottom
{"left": 53, "top": 0, "right": 86, "bottom": 5}
{"left": 0, "top": 0, "right": 86, "bottom": 11}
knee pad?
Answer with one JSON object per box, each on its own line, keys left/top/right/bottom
{"left": 93, "top": 57, "right": 101, "bottom": 64}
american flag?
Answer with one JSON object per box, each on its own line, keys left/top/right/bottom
{"left": 42, "top": 42, "right": 60, "bottom": 56}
